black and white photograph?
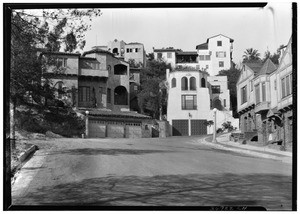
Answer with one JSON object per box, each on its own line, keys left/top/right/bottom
{"left": 3, "top": 2, "right": 296, "bottom": 211}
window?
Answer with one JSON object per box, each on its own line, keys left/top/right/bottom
{"left": 196, "top": 65, "right": 200, "bottom": 69}
{"left": 255, "top": 84, "right": 260, "bottom": 104}
{"left": 190, "top": 77, "right": 196, "bottom": 90}
{"left": 107, "top": 88, "right": 111, "bottom": 103}
{"left": 201, "top": 78, "right": 206, "bottom": 88}
{"left": 206, "top": 65, "right": 209, "bottom": 69}
{"left": 205, "top": 55, "right": 211, "bottom": 60}
{"left": 219, "top": 61, "right": 224, "bottom": 67}
{"left": 262, "top": 82, "right": 266, "bottom": 102}
{"left": 57, "top": 58, "right": 67, "bottom": 67}
{"left": 199, "top": 55, "right": 210, "bottom": 61}
{"left": 157, "top": 53, "right": 162, "bottom": 59}
{"left": 181, "top": 77, "right": 188, "bottom": 90}
{"left": 224, "top": 99, "right": 226, "bottom": 107}
{"left": 171, "top": 78, "right": 176, "bottom": 88}
{"left": 241, "top": 85, "right": 247, "bottom": 104}
{"left": 286, "top": 75, "right": 290, "bottom": 96}
{"left": 281, "top": 77, "right": 286, "bottom": 98}
{"left": 211, "top": 85, "right": 221, "bottom": 94}
{"left": 135, "top": 48, "right": 139, "bottom": 52}
{"left": 126, "top": 48, "right": 130, "bottom": 53}
{"left": 182, "top": 95, "right": 197, "bottom": 110}
{"left": 167, "top": 52, "right": 172, "bottom": 58}
{"left": 282, "top": 74, "right": 292, "bottom": 98}
{"left": 199, "top": 55, "right": 205, "bottom": 61}
{"left": 274, "top": 79, "right": 277, "bottom": 90}
{"left": 216, "top": 51, "right": 226, "bottom": 58}
{"left": 79, "top": 86, "right": 90, "bottom": 102}
{"left": 217, "top": 41, "right": 222, "bottom": 46}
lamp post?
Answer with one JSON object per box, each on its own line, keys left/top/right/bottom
{"left": 212, "top": 108, "right": 218, "bottom": 143}
{"left": 85, "top": 111, "right": 89, "bottom": 138}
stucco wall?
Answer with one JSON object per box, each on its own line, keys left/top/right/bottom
{"left": 154, "top": 51, "right": 176, "bottom": 68}
{"left": 124, "top": 44, "right": 145, "bottom": 66}
{"left": 208, "top": 36, "right": 232, "bottom": 76}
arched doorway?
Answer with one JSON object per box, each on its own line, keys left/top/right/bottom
{"left": 212, "top": 98, "right": 223, "bottom": 110}
{"left": 114, "top": 86, "right": 128, "bottom": 105}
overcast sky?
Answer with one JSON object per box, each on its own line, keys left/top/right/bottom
{"left": 83, "top": 2, "right": 292, "bottom": 64}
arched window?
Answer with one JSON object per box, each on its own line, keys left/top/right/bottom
{"left": 201, "top": 78, "right": 206, "bottom": 88}
{"left": 181, "top": 77, "right": 188, "bottom": 90}
{"left": 114, "top": 64, "right": 127, "bottom": 75}
{"left": 113, "top": 48, "right": 118, "bottom": 55}
{"left": 190, "top": 77, "right": 196, "bottom": 90}
{"left": 171, "top": 78, "right": 176, "bottom": 88}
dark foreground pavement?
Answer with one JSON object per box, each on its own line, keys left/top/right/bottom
{"left": 11, "top": 136, "right": 293, "bottom": 210}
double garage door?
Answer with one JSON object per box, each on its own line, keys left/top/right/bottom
{"left": 172, "top": 119, "right": 207, "bottom": 136}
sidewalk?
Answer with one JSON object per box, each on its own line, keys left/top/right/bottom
{"left": 200, "top": 133, "right": 292, "bottom": 164}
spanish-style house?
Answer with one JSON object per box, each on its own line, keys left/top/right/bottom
{"left": 196, "top": 34, "right": 234, "bottom": 76}
{"left": 166, "top": 67, "right": 238, "bottom": 136}
{"left": 41, "top": 46, "right": 153, "bottom": 138}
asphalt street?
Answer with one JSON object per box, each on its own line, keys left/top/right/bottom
{"left": 11, "top": 136, "right": 293, "bottom": 210}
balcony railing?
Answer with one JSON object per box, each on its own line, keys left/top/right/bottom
{"left": 80, "top": 69, "right": 108, "bottom": 77}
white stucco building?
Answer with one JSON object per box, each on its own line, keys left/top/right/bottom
{"left": 166, "top": 68, "right": 238, "bottom": 136}
{"left": 196, "top": 34, "right": 234, "bottom": 76}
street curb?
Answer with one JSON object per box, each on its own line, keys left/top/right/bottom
{"left": 217, "top": 134, "right": 292, "bottom": 157}
{"left": 201, "top": 137, "right": 292, "bottom": 164}
{"left": 12, "top": 145, "right": 38, "bottom": 175}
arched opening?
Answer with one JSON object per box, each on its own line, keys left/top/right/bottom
{"left": 190, "top": 77, "right": 196, "bottom": 90}
{"left": 201, "top": 78, "right": 206, "bottom": 88}
{"left": 114, "top": 64, "right": 127, "bottom": 75}
{"left": 181, "top": 77, "right": 188, "bottom": 90}
{"left": 114, "top": 86, "right": 128, "bottom": 105}
{"left": 171, "top": 78, "right": 176, "bottom": 88}
{"left": 112, "top": 48, "right": 118, "bottom": 55}
{"left": 212, "top": 98, "right": 223, "bottom": 111}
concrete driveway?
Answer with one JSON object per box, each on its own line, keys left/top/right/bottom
{"left": 11, "top": 136, "right": 293, "bottom": 210}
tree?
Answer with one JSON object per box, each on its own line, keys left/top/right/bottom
{"left": 242, "top": 48, "right": 261, "bottom": 63}
{"left": 9, "top": 8, "right": 102, "bottom": 147}
{"left": 262, "top": 45, "right": 285, "bottom": 65}
{"left": 137, "top": 59, "right": 171, "bottom": 119}
{"left": 217, "top": 67, "right": 241, "bottom": 118}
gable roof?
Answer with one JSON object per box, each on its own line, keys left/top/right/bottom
{"left": 256, "top": 58, "right": 277, "bottom": 76}
{"left": 244, "top": 62, "right": 264, "bottom": 75}
{"left": 207, "top": 34, "right": 234, "bottom": 43}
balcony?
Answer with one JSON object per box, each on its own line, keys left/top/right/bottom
{"left": 255, "top": 101, "right": 270, "bottom": 114}
{"left": 80, "top": 69, "right": 108, "bottom": 78}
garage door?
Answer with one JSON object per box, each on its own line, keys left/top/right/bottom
{"left": 172, "top": 120, "right": 188, "bottom": 136}
{"left": 125, "top": 125, "right": 142, "bottom": 138}
{"left": 191, "top": 119, "right": 207, "bottom": 135}
{"left": 89, "top": 120, "right": 106, "bottom": 138}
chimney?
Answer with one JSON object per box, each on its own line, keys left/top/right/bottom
{"left": 166, "top": 69, "right": 170, "bottom": 81}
